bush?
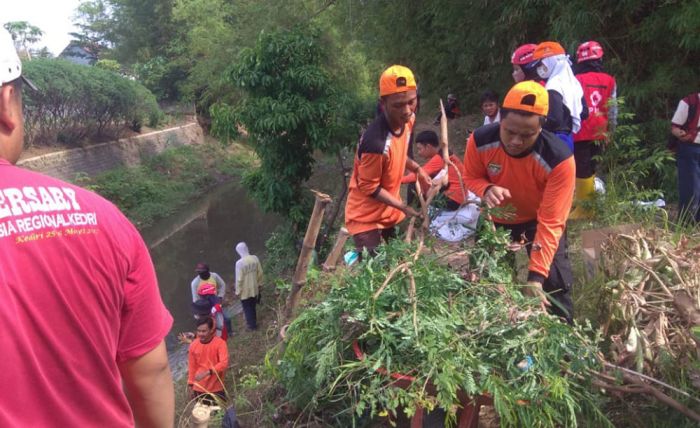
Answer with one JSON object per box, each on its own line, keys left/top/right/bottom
{"left": 21, "top": 59, "right": 164, "bottom": 147}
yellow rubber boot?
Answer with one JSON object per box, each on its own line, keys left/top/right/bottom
{"left": 569, "top": 176, "right": 596, "bottom": 220}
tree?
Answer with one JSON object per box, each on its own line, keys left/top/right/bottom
{"left": 214, "top": 26, "right": 367, "bottom": 226}
{"left": 31, "top": 47, "right": 54, "bottom": 59}
{"left": 3, "top": 21, "right": 44, "bottom": 60}
{"left": 70, "top": 0, "right": 114, "bottom": 55}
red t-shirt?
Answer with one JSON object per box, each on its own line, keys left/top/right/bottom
{"left": 0, "top": 160, "right": 173, "bottom": 427}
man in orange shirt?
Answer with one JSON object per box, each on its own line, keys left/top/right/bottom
{"left": 463, "top": 81, "right": 576, "bottom": 323}
{"left": 188, "top": 317, "right": 229, "bottom": 402}
{"left": 345, "top": 65, "right": 431, "bottom": 255}
{"left": 401, "top": 130, "right": 467, "bottom": 211}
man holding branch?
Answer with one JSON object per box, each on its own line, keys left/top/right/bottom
{"left": 463, "top": 81, "right": 576, "bottom": 323}
{"left": 345, "top": 65, "right": 431, "bottom": 255}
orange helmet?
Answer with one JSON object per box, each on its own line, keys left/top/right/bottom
{"left": 533, "top": 41, "right": 566, "bottom": 60}
{"left": 511, "top": 44, "right": 537, "bottom": 65}
{"left": 576, "top": 41, "right": 604, "bottom": 63}
{"left": 503, "top": 81, "right": 549, "bottom": 116}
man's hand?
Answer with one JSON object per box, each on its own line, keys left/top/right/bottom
{"left": 401, "top": 204, "right": 421, "bottom": 218}
{"left": 673, "top": 128, "right": 694, "bottom": 142}
{"left": 484, "top": 185, "right": 512, "bottom": 208}
{"left": 194, "top": 370, "right": 210, "bottom": 382}
{"left": 178, "top": 332, "right": 194, "bottom": 344}
{"left": 416, "top": 168, "right": 432, "bottom": 193}
{"left": 525, "top": 281, "right": 551, "bottom": 312}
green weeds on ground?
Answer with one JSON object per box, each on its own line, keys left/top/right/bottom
{"left": 78, "top": 138, "right": 257, "bottom": 228}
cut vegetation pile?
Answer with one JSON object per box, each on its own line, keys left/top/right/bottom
{"left": 274, "top": 223, "right": 610, "bottom": 427}
{"left": 592, "top": 227, "right": 700, "bottom": 422}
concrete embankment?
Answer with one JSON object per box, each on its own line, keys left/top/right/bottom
{"left": 18, "top": 122, "right": 203, "bottom": 182}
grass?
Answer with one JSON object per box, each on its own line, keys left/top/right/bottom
{"left": 78, "top": 136, "right": 258, "bottom": 228}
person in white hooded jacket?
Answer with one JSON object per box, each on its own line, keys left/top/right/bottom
{"left": 235, "top": 242, "right": 263, "bottom": 330}
{"left": 532, "top": 41, "right": 588, "bottom": 153}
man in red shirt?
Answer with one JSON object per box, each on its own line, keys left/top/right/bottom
{"left": 572, "top": 41, "right": 617, "bottom": 219}
{"left": 463, "top": 81, "right": 576, "bottom": 323}
{"left": 188, "top": 317, "right": 229, "bottom": 401}
{"left": 0, "top": 28, "right": 174, "bottom": 426}
{"left": 345, "top": 65, "right": 431, "bottom": 255}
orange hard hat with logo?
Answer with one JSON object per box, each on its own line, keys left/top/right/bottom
{"left": 379, "top": 65, "right": 417, "bottom": 97}
{"left": 533, "top": 41, "right": 566, "bottom": 60}
{"left": 576, "top": 41, "right": 604, "bottom": 63}
{"left": 502, "top": 81, "right": 549, "bottom": 116}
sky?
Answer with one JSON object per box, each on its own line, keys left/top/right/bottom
{"left": 3, "top": 0, "right": 82, "bottom": 55}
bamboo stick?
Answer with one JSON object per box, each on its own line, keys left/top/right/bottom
{"left": 285, "top": 190, "right": 332, "bottom": 320}
{"left": 322, "top": 227, "right": 350, "bottom": 271}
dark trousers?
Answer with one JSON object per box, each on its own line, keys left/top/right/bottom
{"left": 352, "top": 228, "right": 396, "bottom": 257}
{"left": 496, "top": 221, "right": 574, "bottom": 323}
{"left": 677, "top": 143, "right": 700, "bottom": 223}
{"left": 241, "top": 297, "right": 257, "bottom": 330}
{"left": 573, "top": 140, "right": 603, "bottom": 178}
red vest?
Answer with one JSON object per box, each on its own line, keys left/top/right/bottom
{"left": 574, "top": 72, "right": 616, "bottom": 142}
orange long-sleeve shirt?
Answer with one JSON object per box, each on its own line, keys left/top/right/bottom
{"left": 188, "top": 336, "right": 229, "bottom": 393}
{"left": 463, "top": 123, "right": 575, "bottom": 280}
{"left": 345, "top": 114, "right": 415, "bottom": 235}
{"left": 401, "top": 153, "right": 467, "bottom": 205}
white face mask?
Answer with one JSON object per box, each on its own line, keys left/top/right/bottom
{"left": 536, "top": 63, "right": 550, "bottom": 79}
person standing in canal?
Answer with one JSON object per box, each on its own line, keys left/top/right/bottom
{"left": 235, "top": 242, "right": 263, "bottom": 330}
{"left": 0, "top": 28, "right": 174, "bottom": 427}
{"left": 345, "top": 65, "right": 432, "bottom": 256}
{"left": 191, "top": 262, "right": 227, "bottom": 302}
{"left": 188, "top": 316, "right": 229, "bottom": 402}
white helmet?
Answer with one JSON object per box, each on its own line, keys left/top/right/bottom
{"left": 0, "top": 28, "right": 37, "bottom": 89}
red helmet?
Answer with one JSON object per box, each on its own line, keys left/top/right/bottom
{"left": 511, "top": 44, "right": 537, "bottom": 65}
{"left": 576, "top": 41, "right": 604, "bottom": 63}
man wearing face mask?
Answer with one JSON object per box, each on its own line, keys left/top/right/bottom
{"left": 462, "top": 81, "right": 576, "bottom": 323}
{"left": 345, "top": 65, "right": 431, "bottom": 256}
{"left": 532, "top": 41, "right": 588, "bottom": 153}
{"left": 510, "top": 44, "right": 540, "bottom": 83}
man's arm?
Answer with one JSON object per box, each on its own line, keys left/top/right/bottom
{"left": 234, "top": 261, "right": 242, "bottom": 296}
{"left": 214, "top": 341, "right": 230, "bottom": 373}
{"left": 191, "top": 277, "right": 199, "bottom": 302}
{"left": 356, "top": 151, "right": 420, "bottom": 217}
{"left": 118, "top": 341, "right": 174, "bottom": 428}
{"left": 401, "top": 155, "right": 443, "bottom": 184}
{"left": 528, "top": 157, "right": 575, "bottom": 282}
{"left": 405, "top": 157, "right": 432, "bottom": 190}
{"left": 462, "top": 134, "right": 495, "bottom": 198}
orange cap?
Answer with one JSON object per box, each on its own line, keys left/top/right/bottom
{"left": 533, "top": 41, "right": 566, "bottom": 60}
{"left": 502, "top": 81, "right": 549, "bottom": 116}
{"left": 379, "top": 65, "right": 417, "bottom": 97}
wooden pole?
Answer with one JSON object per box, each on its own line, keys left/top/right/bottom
{"left": 322, "top": 227, "right": 350, "bottom": 271}
{"left": 285, "top": 190, "right": 332, "bottom": 320}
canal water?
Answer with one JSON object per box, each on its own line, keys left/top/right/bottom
{"left": 141, "top": 181, "right": 279, "bottom": 378}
